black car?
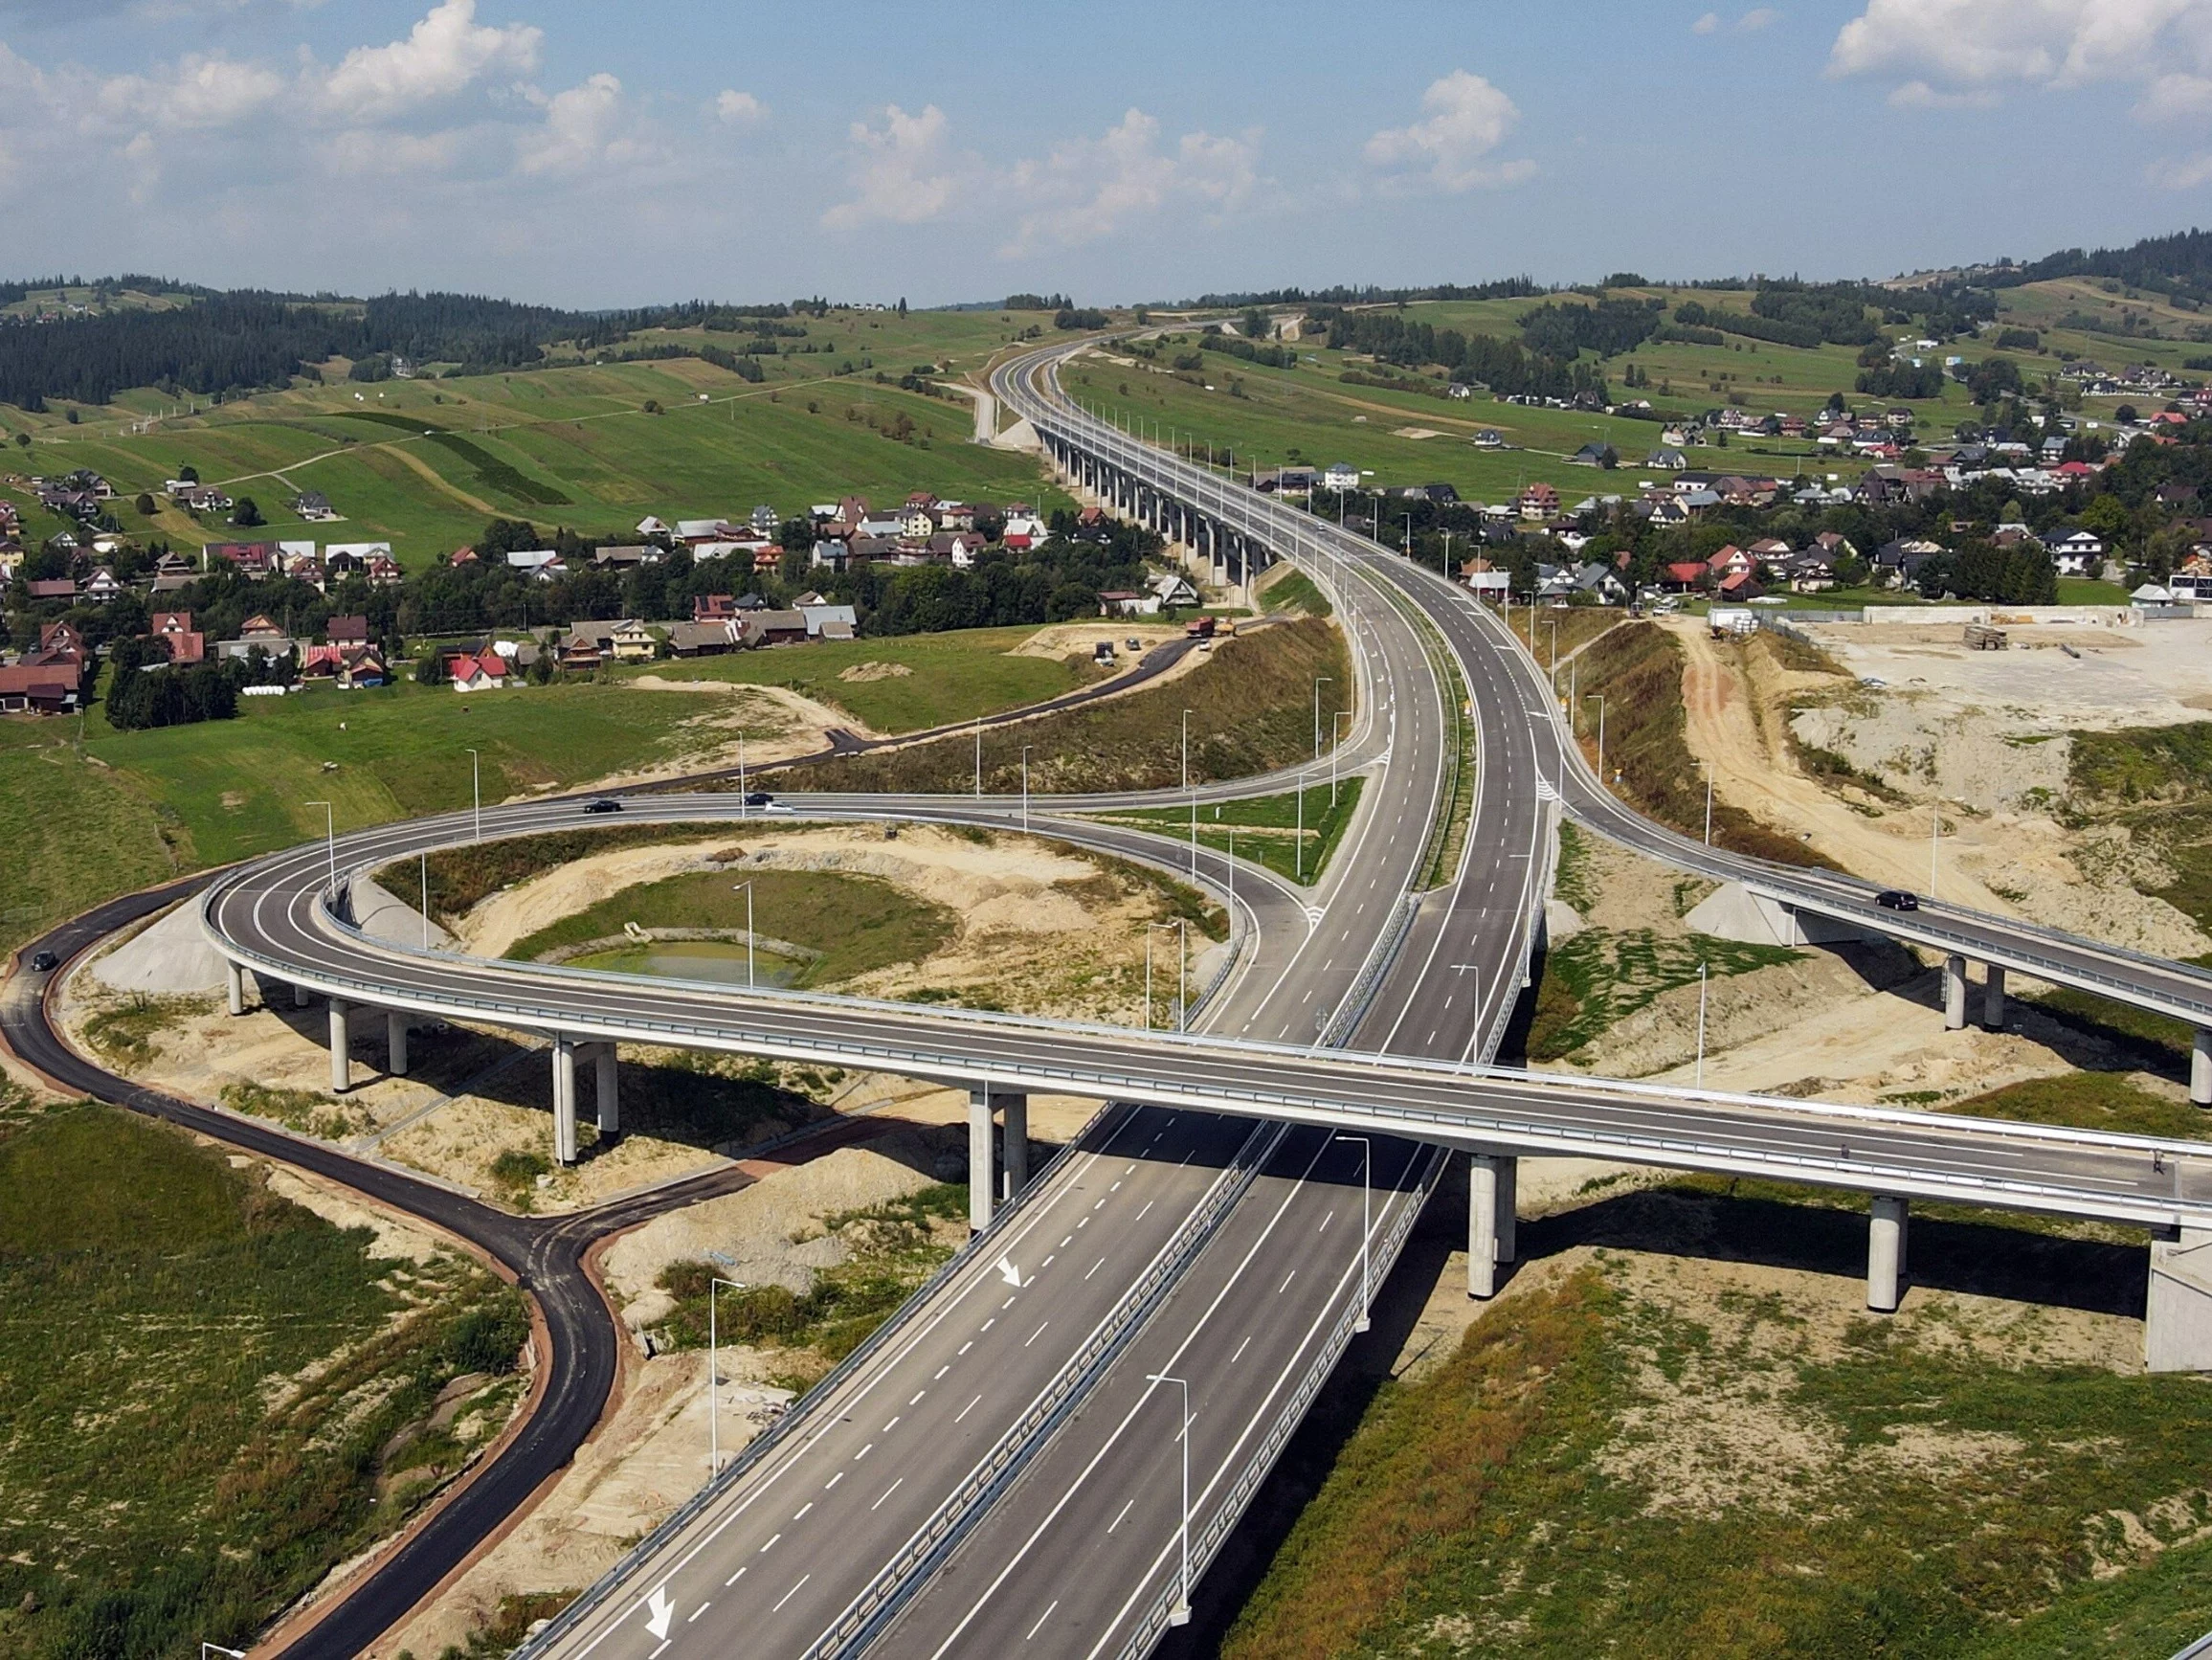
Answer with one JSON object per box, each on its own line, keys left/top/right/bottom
{"left": 743, "top": 791, "right": 773, "bottom": 807}
{"left": 1875, "top": 889, "right": 1919, "bottom": 912}
{"left": 583, "top": 797, "right": 624, "bottom": 815}
{"left": 28, "top": 950, "right": 57, "bottom": 973}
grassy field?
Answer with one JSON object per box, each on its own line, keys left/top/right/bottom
{"left": 0, "top": 1097, "right": 528, "bottom": 1660}
{"left": 505, "top": 867, "right": 955, "bottom": 986}
{"left": 1224, "top": 1184, "right": 2212, "bottom": 1660}
{"left": 623, "top": 625, "right": 1097, "bottom": 734}
{"left": 1083, "top": 776, "right": 1366, "bottom": 887}
{"left": 4, "top": 307, "right": 1073, "bottom": 570}
{"left": 785, "top": 617, "right": 1351, "bottom": 796}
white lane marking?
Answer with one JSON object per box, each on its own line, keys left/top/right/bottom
{"left": 1027, "top": 1601, "right": 1061, "bottom": 1642}
{"left": 760, "top": 1533, "right": 781, "bottom": 1553}
{"left": 1002, "top": 1295, "right": 1017, "bottom": 1310}
{"left": 1231, "top": 1334, "right": 1252, "bottom": 1363}
{"left": 1134, "top": 1200, "right": 1153, "bottom": 1221}
{"left": 981, "top": 1319, "right": 995, "bottom": 1333}
{"left": 871, "top": 1477, "right": 904, "bottom": 1511}
{"left": 726, "top": 1567, "right": 747, "bottom": 1587}
{"left": 955, "top": 1393, "right": 983, "bottom": 1423}
{"left": 1279, "top": 1268, "right": 1297, "bottom": 1292}
{"left": 1108, "top": 1498, "right": 1135, "bottom": 1533}
{"left": 1060, "top": 1235, "right": 1073, "bottom": 1248}
{"left": 1110, "top": 1180, "right": 1123, "bottom": 1192}
{"left": 649, "top": 1643, "right": 669, "bottom": 1659}
{"left": 794, "top": 1502, "right": 813, "bottom": 1519}
{"left": 884, "top": 1416, "right": 901, "bottom": 1431}
{"left": 909, "top": 1391, "right": 927, "bottom": 1406}
{"left": 958, "top": 1341, "right": 972, "bottom": 1356}
{"left": 1318, "top": 1211, "right": 1333, "bottom": 1233}
{"left": 1042, "top": 1254, "right": 1056, "bottom": 1267}
{"left": 1025, "top": 1320, "right": 1051, "bottom": 1347}
{"left": 935, "top": 1365, "right": 950, "bottom": 1380}
{"left": 771, "top": 1574, "right": 811, "bottom": 1613}
{"left": 688, "top": 1602, "right": 711, "bottom": 1624}
{"left": 1085, "top": 1257, "right": 1106, "bottom": 1280}
{"left": 826, "top": 1470, "right": 844, "bottom": 1490}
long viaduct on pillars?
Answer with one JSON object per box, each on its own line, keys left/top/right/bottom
{"left": 1043, "top": 433, "right": 1277, "bottom": 595}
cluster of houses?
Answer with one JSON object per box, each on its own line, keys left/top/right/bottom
{"left": 0, "top": 617, "right": 84, "bottom": 713}
{"left": 553, "top": 594, "right": 860, "bottom": 674}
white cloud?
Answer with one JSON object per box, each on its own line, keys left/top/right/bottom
{"left": 1888, "top": 78, "right": 2001, "bottom": 108}
{"left": 98, "top": 52, "right": 286, "bottom": 127}
{"left": 515, "top": 73, "right": 658, "bottom": 176}
{"left": 822, "top": 103, "right": 962, "bottom": 228}
{"left": 1691, "top": 11, "right": 1720, "bottom": 32}
{"left": 323, "top": 125, "right": 464, "bottom": 176}
{"left": 1830, "top": 0, "right": 2212, "bottom": 114}
{"left": 1000, "top": 108, "right": 1259, "bottom": 255}
{"left": 319, "top": 0, "right": 540, "bottom": 123}
{"left": 1738, "top": 8, "right": 1778, "bottom": 30}
{"left": 715, "top": 88, "right": 767, "bottom": 125}
{"left": 1363, "top": 70, "right": 1533, "bottom": 193}
{"left": 2149, "top": 149, "right": 2212, "bottom": 187}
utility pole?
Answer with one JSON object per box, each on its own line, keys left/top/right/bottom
{"left": 466, "top": 748, "right": 481, "bottom": 842}
{"left": 1695, "top": 962, "right": 1709, "bottom": 1088}
{"left": 1584, "top": 694, "right": 1607, "bottom": 785}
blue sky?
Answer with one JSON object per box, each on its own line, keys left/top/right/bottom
{"left": 0, "top": 0, "right": 2206, "bottom": 307}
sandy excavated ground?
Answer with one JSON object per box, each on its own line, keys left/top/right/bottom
{"left": 1547, "top": 830, "right": 2138, "bottom": 1108}
{"left": 371, "top": 1139, "right": 968, "bottom": 1660}
{"left": 1669, "top": 617, "right": 2211, "bottom": 958}
{"left": 458, "top": 821, "right": 1175, "bottom": 1025}
{"left": 584, "top": 683, "right": 815, "bottom": 788}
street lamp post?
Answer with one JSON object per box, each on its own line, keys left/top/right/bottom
{"left": 1334, "top": 1133, "right": 1373, "bottom": 1333}
{"left": 1295, "top": 769, "right": 1308, "bottom": 881}
{"left": 1695, "top": 961, "right": 1709, "bottom": 1088}
{"left": 1312, "top": 677, "right": 1332, "bottom": 762}
{"left": 202, "top": 1646, "right": 248, "bottom": 1660}
{"left": 465, "top": 747, "right": 481, "bottom": 842}
{"left": 420, "top": 848, "right": 430, "bottom": 949}
{"left": 973, "top": 717, "right": 982, "bottom": 797}
{"left": 1331, "top": 710, "right": 1352, "bottom": 805}
{"left": 1146, "top": 1371, "right": 1194, "bottom": 1627}
{"left": 1021, "top": 745, "right": 1033, "bottom": 833}
{"left": 1583, "top": 694, "right": 1607, "bottom": 785}
{"left": 304, "top": 800, "right": 336, "bottom": 892}
{"left": 707, "top": 1276, "right": 748, "bottom": 1475}
{"left": 1145, "top": 919, "right": 1188, "bottom": 1032}
{"left": 738, "top": 732, "right": 748, "bottom": 817}
{"left": 731, "top": 882, "right": 755, "bottom": 988}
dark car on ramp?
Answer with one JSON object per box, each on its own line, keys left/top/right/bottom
{"left": 583, "top": 797, "right": 624, "bottom": 815}
{"left": 1875, "top": 889, "right": 1919, "bottom": 911}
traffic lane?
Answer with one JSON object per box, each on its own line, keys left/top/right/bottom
{"left": 539, "top": 1105, "right": 1253, "bottom": 1660}
{"left": 870, "top": 1131, "right": 1432, "bottom": 1659}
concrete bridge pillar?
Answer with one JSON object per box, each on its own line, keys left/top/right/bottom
{"left": 1942, "top": 954, "right": 1968, "bottom": 1030}
{"left": 1003, "top": 1095, "right": 1029, "bottom": 1200}
{"left": 386, "top": 1010, "right": 410, "bottom": 1077}
{"left": 969, "top": 1088, "right": 995, "bottom": 1233}
{"left": 226, "top": 961, "right": 245, "bottom": 1017}
{"left": 294, "top": 981, "right": 311, "bottom": 1009}
{"left": 327, "top": 999, "right": 351, "bottom": 1094}
{"left": 1867, "top": 1195, "right": 1910, "bottom": 1312}
{"left": 1468, "top": 1153, "right": 1518, "bottom": 1299}
{"left": 1982, "top": 964, "right": 2007, "bottom": 1031}
{"left": 595, "top": 1043, "right": 620, "bottom": 1135}
{"left": 2195, "top": 1028, "right": 2212, "bottom": 1109}
{"left": 552, "top": 1036, "right": 578, "bottom": 1165}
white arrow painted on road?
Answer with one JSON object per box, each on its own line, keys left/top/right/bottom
{"left": 645, "top": 1583, "right": 675, "bottom": 1639}
{"left": 997, "top": 1254, "right": 1022, "bottom": 1289}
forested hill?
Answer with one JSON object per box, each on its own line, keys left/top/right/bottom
{"left": 1980, "top": 229, "right": 2212, "bottom": 303}
{"left": 0, "top": 289, "right": 670, "bottom": 411}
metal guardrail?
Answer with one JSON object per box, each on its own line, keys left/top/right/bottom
{"left": 802, "top": 1117, "right": 1282, "bottom": 1658}
{"left": 1107, "top": 1142, "right": 1450, "bottom": 1660}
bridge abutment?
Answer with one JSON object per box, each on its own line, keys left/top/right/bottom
{"left": 1867, "top": 1195, "right": 1910, "bottom": 1312}
{"left": 327, "top": 999, "right": 352, "bottom": 1093}
{"left": 1942, "top": 955, "right": 1968, "bottom": 1030}
{"left": 1468, "top": 1153, "right": 1518, "bottom": 1299}
{"left": 2148, "top": 1227, "right": 2212, "bottom": 1371}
